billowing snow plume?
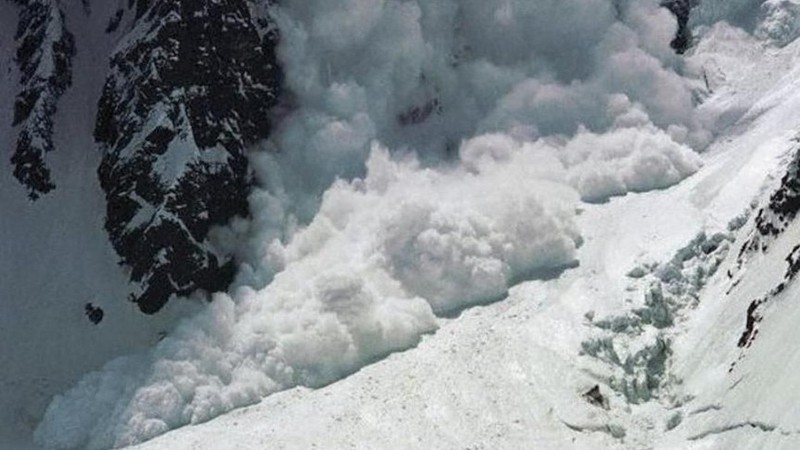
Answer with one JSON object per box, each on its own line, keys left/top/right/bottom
{"left": 35, "top": 140, "right": 586, "bottom": 449}
{"left": 36, "top": 0, "right": 709, "bottom": 448}
{"left": 265, "top": 0, "right": 709, "bottom": 223}
{"left": 34, "top": 131, "right": 699, "bottom": 449}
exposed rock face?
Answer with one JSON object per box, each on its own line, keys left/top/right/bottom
{"left": 736, "top": 146, "right": 800, "bottom": 264}
{"left": 755, "top": 149, "right": 800, "bottom": 240}
{"left": 661, "top": 0, "right": 699, "bottom": 54}
{"left": 94, "top": 0, "right": 282, "bottom": 314}
{"left": 4, "top": 0, "right": 282, "bottom": 314}
{"left": 10, "top": 0, "right": 75, "bottom": 199}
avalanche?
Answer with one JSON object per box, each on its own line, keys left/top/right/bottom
{"left": 12, "top": 0, "right": 800, "bottom": 449}
{"left": 132, "top": 7, "right": 800, "bottom": 448}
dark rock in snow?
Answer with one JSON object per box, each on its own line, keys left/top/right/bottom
{"left": 105, "top": 8, "right": 124, "bottom": 33}
{"left": 734, "top": 148, "right": 800, "bottom": 277}
{"left": 84, "top": 303, "right": 104, "bottom": 325}
{"left": 583, "top": 385, "right": 608, "bottom": 409}
{"left": 755, "top": 150, "right": 800, "bottom": 238}
{"left": 737, "top": 298, "right": 763, "bottom": 348}
{"left": 661, "top": 0, "right": 699, "bottom": 54}
{"left": 732, "top": 147, "right": 800, "bottom": 354}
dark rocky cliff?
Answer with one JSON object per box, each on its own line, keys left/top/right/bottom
{"left": 5, "top": 0, "right": 282, "bottom": 314}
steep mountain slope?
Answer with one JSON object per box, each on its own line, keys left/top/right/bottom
{"left": 27, "top": 1, "right": 715, "bottom": 447}
{"left": 660, "top": 31, "right": 800, "bottom": 445}
{"left": 0, "top": 1, "right": 184, "bottom": 447}
{"left": 10, "top": 0, "right": 75, "bottom": 199}
{"left": 94, "top": 0, "right": 281, "bottom": 314}
{"left": 0, "top": 0, "right": 280, "bottom": 447}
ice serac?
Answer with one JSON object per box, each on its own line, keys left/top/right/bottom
{"left": 94, "top": 0, "right": 282, "bottom": 314}
{"left": 10, "top": 0, "right": 75, "bottom": 199}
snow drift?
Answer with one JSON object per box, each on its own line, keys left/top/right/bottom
{"left": 35, "top": 0, "right": 710, "bottom": 448}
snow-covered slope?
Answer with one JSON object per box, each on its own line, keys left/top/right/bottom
{"left": 660, "top": 33, "right": 800, "bottom": 444}
{"left": 131, "top": 14, "right": 800, "bottom": 450}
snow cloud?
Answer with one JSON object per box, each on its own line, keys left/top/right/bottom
{"left": 267, "top": 0, "right": 709, "bottom": 222}
{"left": 35, "top": 0, "right": 715, "bottom": 448}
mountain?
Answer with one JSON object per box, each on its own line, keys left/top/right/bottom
{"left": 662, "top": 0, "right": 700, "bottom": 53}
{"left": 5, "top": 0, "right": 800, "bottom": 449}
{"left": 0, "top": 0, "right": 280, "bottom": 446}
{"left": 6, "top": 0, "right": 282, "bottom": 315}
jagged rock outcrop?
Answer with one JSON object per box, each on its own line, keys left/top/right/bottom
{"left": 661, "top": 0, "right": 700, "bottom": 54}
{"left": 10, "top": 0, "right": 75, "bottom": 199}
{"left": 94, "top": 0, "right": 282, "bottom": 313}
{"left": 731, "top": 146, "right": 800, "bottom": 353}
{"left": 735, "top": 145, "right": 800, "bottom": 265}
{"left": 754, "top": 148, "right": 800, "bottom": 239}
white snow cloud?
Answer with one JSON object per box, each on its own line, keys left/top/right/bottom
{"left": 35, "top": 124, "right": 704, "bottom": 447}
{"left": 561, "top": 124, "right": 702, "bottom": 203}
{"left": 35, "top": 0, "right": 717, "bottom": 447}
{"left": 35, "top": 141, "right": 585, "bottom": 448}
{"left": 267, "top": 0, "right": 707, "bottom": 222}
